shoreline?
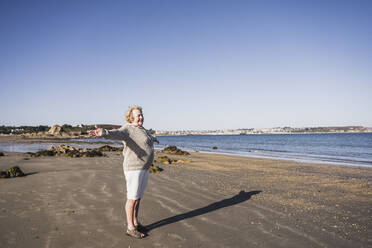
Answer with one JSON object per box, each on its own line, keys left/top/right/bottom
{"left": 2, "top": 148, "right": 372, "bottom": 170}
{"left": 186, "top": 149, "right": 372, "bottom": 169}
{"left": 1, "top": 135, "right": 372, "bottom": 168}
{"left": 1, "top": 146, "right": 372, "bottom": 170}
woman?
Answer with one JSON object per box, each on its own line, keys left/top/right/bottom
{"left": 89, "top": 106, "right": 158, "bottom": 239}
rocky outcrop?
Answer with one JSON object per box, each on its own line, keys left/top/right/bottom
{"left": 161, "top": 146, "right": 190, "bottom": 155}
{"left": 27, "top": 145, "right": 105, "bottom": 158}
{"left": 48, "top": 125, "right": 63, "bottom": 135}
{"left": 0, "top": 166, "right": 25, "bottom": 178}
{"left": 156, "top": 156, "right": 172, "bottom": 164}
{"left": 155, "top": 155, "right": 191, "bottom": 165}
{"left": 21, "top": 124, "right": 91, "bottom": 139}
{"left": 97, "top": 145, "right": 123, "bottom": 152}
{"left": 149, "top": 164, "right": 163, "bottom": 173}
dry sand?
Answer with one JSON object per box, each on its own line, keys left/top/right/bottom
{"left": 0, "top": 151, "right": 371, "bottom": 248}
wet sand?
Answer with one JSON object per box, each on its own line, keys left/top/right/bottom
{"left": 0, "top": 151, "right": 371, "bottom": 248}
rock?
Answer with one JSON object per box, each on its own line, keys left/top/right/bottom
{"left": 0, "top": 152, "right": 4, "bottom": 156}
{"left": 162, "top": 146, "right": 190, "bottom": 155}
{"left": 149, "top": 164, "right": 163, "bottom": 173}
{"left": 156, "top": 156, "right": 172, "bottom": 164}
{"left": 212, "top": 146, "right": 218, "bottom": 149}
{"left": 48, "top": 125, "right": 64, "bottom": 135}
{"left": 0, "top": 166, "right": 25, "bottom": 178}
{"left": 155, "top": 156, "right": 190, "bottom": 165}
{"left": 7, "top": 166, "right": 25, "bottom": 177}
{"left": 97, "top": 145, "right": 123, "bottom": 152}
{"left": 28, "top": 145, "right": 105, "bottom": 158}
{"left": 81, "top": 149, "right": 104, "bottom": 157}
{"left": 28, "top": 150, "right": 56, "bottom": 157}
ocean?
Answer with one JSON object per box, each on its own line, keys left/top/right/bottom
{"left": 1, "top": 133, "right": 372, "bottom": 167}
{"left": 156, "top": 133, "right": 372, "bottom": 167}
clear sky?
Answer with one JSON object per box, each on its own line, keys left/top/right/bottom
{"left": 1, "top": 0, "right": 371, "bottom": 130}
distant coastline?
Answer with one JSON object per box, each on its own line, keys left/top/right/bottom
{"left": 155, "top": 126, "right": 372, "bottom": 136}
{"left": 1, "top": 125, "right": 371, "bottom": 138}
{"left": 155, "top": 132, "right": 372, "bottom": 137}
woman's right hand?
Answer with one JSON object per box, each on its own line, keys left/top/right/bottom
{"left": 89, "top": 128, "right": 103, "bottom": 137}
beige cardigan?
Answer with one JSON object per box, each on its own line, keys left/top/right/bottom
{"left": 101, "top": 124, "right": 155, "bottom": 171}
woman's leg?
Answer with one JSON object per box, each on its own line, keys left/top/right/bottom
{"left": 133, "top": 198, "right": 141, "bottom": 226}
{"left": 125, "top": 199, "right": 136, "bottom": 230}
{"left": 124, "top": 170, "right": 148, "bottom": 237}
{"left": 126, "top": 199, "right": 145, "bottom": 237}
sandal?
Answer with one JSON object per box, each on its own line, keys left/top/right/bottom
{"left": 126, "top": 228, "right": 144, "bottom": 239}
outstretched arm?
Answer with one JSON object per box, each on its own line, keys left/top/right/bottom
{"left": 89, "top": 127, "right": 129, "bottom": 141}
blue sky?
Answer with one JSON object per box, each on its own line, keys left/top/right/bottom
{"left": 1, "top": 0, "right": 371, "bottom": 130}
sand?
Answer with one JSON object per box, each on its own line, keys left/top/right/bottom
{"left": 0, "top": 150, "right": 371, "bottom": 248}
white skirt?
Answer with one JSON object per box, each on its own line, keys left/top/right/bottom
{"left": 124, "top": 169, "right": 149, "bottom": 200}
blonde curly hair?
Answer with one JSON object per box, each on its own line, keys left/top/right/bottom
{"left": 125, "top": 105, "right": 143, "bottom": 123}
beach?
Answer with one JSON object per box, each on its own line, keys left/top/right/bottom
{"left": 0, "top": 150, "right": 371, "bottom": 248}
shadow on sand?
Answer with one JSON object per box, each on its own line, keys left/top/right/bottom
{"left": 145, "top": 190, "right": 261, "bottom": 232}
{"left": 24, "top": 172, "right": 39, "bottom": 176}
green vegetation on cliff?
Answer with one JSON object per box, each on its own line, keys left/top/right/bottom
{"left": 0, "top": 125, "right": 50, "bottom": 134}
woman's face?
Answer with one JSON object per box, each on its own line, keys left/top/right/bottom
{"left": 132, "top": 109, "right": 144, "bottom": 126}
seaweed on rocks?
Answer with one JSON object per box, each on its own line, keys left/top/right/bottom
{"left": 149, "top": 164, "right": 163, "bottom": 173}
{"left": 161, "top": 146, "right": 190, "bottom": 155}
{"left": 0, "top": 166, "right": 25, "bottom": 178}
{"left": 27, "top": 145, "right": 105, "bottom": 158}
{"left": 155, "top": 155, "right": 191, "bottom": 165}
{"left": 97, "top": 145, "right": 123, "bottom": 152}
{"left": 27, "top": 150, "right": 56, "bottom": 157}
{"left": 156, "top": 156, "right": 172, "bottom": 164}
